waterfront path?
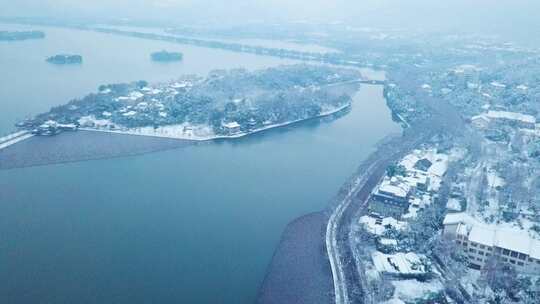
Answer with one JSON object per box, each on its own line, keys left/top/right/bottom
{"left": 0, "top": 131, "right": 33, "bottom": 151}
{"left": 326, "top": 128, "right": 433, "bottom": 304}
{"left": 0, "top": 130, "right": 190, "bottom": 170}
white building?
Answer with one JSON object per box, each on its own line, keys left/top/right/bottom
{"left": 369, "top": 176, "right": 413, "bottom": 218}
{"left": 443, "top": 213, "right": 540, "bottom": 273}
{"left": 473, "top": 110, "right": 537, "bottom": 129}
{"left": 470, "top": 115, "right": 490, "bottom": 129}
{"left": 359, "top": 215, "right": 407, "bottom": 235}
{"left": 222, "top": 121, "right": 241, "bottom": 134}
{"left": 372, "top": 252, "right": 428, "bottom": 277}
{"left": 369, "top": 149, "right": 449, "bottom": 219}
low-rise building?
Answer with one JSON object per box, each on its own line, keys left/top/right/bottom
{"left": 32, "top": 120, "right": 77, "bottom": 136}
{"left": 470, "top": 115, "right": 490, "bottom": 129}
{"left": 222, "top": 121, "right": 241, "bottom": 135}
{"left": 372, "top": 251, "right": 429, "bottom": 278}
{"left": 443, "top": 213, "right": 540, "bottom": 274}
{"left": 473, "top": 110, "right": 537, "bottom": 130}
{"left": 369, "top": 176, "right": 413, "bottom": 218}
{"left": 359, "top": 215, "right": 407, "bottom": 235}
{"left": 369, "top": 149, "right": 449, "bottom": 219}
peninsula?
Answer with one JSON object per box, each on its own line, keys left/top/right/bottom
{"left": 17, "top": 65, "right": 360, "bottom": 140}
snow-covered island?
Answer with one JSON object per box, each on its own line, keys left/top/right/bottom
{"left": 46, "top": 54, "right": 83, "bottom": 65}
{"left": 18, "top": 65, "right": 361, "bottom": 141}
{"left": 151, "top": 50, "right": 183, "bottom": 62}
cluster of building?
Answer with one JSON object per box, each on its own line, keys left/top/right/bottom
{"left": 471, "top": 110, "right": 537, "bottom": 131}
{"left": 359, "top": 149, "right": 450, "bottom": 283}
{"left": 371, "top": 251, "right": 429, "bottom": 278}
{"left": 443, "top": 212, "right": 540, "bottom": 274}
{"left": 367, "top": 149, "right": 449, "bottom": 220}
{"left": 31, "top": 120, "right": 77, "bottom": 136}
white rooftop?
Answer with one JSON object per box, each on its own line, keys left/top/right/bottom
{"left": 490, "top": 81, "right": 506, "bottom": 88}
{"left": 378, "top": 177, "right": 411, "bottom": 198}
{"left": 442, "top": 212, "right": 475, "bottom": 226}
{"left": 444, "top": 213, "right": 540, "bottom": 258}
{"left": 485, "top": 110, "right": 536, "bottom": 124}
{"left": 469, "top": 226, "right": 496, "bottom": 247}
{"left": 399, "top": 154, "right": 420, "bottom": 171}
{"left": 359, "top": 215, "right": 407, "bottom": 235}
{"left": 446, "top": 198, "right": 461, "bottom": 212}
{"left": 222, "top": 121, "right": 241, "bottom": 129}
{"left": 372, "top": 252, "right": 426, "bottom": 275}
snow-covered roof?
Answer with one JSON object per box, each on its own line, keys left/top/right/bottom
{"left": 495, "top": 229, "right": 532, "bottom": 255}
{"left": 378, "top": 177, "right": 411, "bottom": 198}
{"left": 39, "top": 120, "right": 58, "bottom": 128}
{"left": 372, "top": 252, "right": 426, "bottom": 275}
{"left": 442, "top": 212, "right": 474, "bottom": 226}
{"left": 404, "top": 174, "right": 428, "bottom": 188}
{"left": 129, "top": 91, "right": 144, "bottom": 100}
{"left": 399, "top": 154, "right": 420, "bottom": 171}
{"left": 359, "top": 215, "right": 407, "bottom": 235}
{"left": 490, "top": 81, "right": 506, "bottom": 88}
{"left": 171, "top": 81, "right": 191, "bottom": 88}
{"left": 391, "top": 280, "right": 443, "bottom": 303}
{"left": 445, "top": 213, "right": 540, "bottom": 257}
{"left": 379, "top": 238, "right": 398, "bottom": 246}
{"left": 428, "top": 160, "right": 448, "bottom": 177}
{"left": 456, "top": 223, "right": 468, "bottom": 236}
{"left": 77, "top": 115, "right": 116, "bottom": 128}
{"left": 222, "top": 121, "right": 241, "bottom": 129}
{"left": 122, "top": 111, "right": 137, "bottom": 117}
{"left": 469, "top": 226, "right": 496, "bottom": 247}
{"left": 485, "top": 110, "right": 536, "bottom": 124}
{"left": 530, "top": 240, "right": 540, "bottom": 260}
{"left": 446, "top": 198, "right": 461, "bottom": 212}
{"left": 471, "top": 115, "right": 490, "bottom": 123}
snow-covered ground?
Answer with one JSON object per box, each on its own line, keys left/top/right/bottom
{"left": 372, "top": 252, "right": 427, "bottom": 275}
{"left": 390, "top": 279, "right": 444, "bottom": 302}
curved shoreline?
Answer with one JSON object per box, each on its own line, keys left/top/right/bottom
{"left": 0, "top": 105, "right": 351, "bottom": 171}
{"left": 256, "top": 211, "right": 334, "bottom": 304}
{"left": 78, "top": 103, "right": 351, "bottom": 141}
{"left": 0, "top": 104, "right": 351, "bottom": 171}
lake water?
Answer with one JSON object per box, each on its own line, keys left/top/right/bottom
{"left": 0, "top": 24, "right": 400, "bottom": 304}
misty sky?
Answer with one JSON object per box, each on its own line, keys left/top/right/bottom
{"left": 2, "top": 0, "right": 539, "bottom": 41}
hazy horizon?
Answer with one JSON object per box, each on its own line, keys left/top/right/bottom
{"left": 2, "top": 0, "right": 540, "bottom": 43}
